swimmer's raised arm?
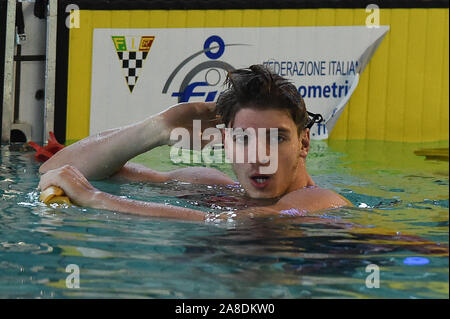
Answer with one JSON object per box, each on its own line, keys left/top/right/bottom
{"left": 39, "top": 102, "right": 219, "bottom": 180}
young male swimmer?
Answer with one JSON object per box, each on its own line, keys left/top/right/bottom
{"left": 38, "top": 65, "right": 351, "bottom": 221}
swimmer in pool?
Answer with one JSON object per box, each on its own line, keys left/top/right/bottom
{"left": 38, "top": 65, "right": 351, "bottom": 221}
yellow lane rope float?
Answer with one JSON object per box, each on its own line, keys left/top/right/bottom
{"left": 39, "top": 186, "right": 71, "bottom": 205}
{"left": 414, "top": 148, "right": 449, "bottom": 161}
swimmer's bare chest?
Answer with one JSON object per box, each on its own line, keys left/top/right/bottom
{"left": 176, "top": 183, "right": 351, "bottom": 215}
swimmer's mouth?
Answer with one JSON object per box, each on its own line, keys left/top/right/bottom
{"left": 249, "top": 175, "right": 272, "bottom": 188}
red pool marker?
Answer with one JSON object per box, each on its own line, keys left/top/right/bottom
{"left": 28, "top": 132, "right": 65, "bottom": 162}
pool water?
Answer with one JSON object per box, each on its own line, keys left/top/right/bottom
{"left": 0, "top": 140, "right": 448, "bottom": 298}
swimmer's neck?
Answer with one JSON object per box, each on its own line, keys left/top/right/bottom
{"left": 285, "top": 163, "right": 316, "bottom": 194}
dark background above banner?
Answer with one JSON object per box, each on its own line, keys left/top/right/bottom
{"left": 57, "top": 0, "right": 450, "bottom": 9}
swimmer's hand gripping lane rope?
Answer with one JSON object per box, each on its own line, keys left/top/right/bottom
{"left": 39, "top": 186, "right": 71, "bottom": 205}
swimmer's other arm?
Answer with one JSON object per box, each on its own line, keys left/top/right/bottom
{"left": 39, "top": 102, "right": 220, "bottom": 181}
{"left": 92, "top": 192, "right": 208, "bottom": 221}
{"left": 39, "top": 165, "right": 237, "bottom": 221}
{"left": 38, "top": 165, "right": 207, "bottom": 221}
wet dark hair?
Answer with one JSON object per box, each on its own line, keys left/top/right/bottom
{"left": 216, "top": 64, "right": 309, "bottom": 134}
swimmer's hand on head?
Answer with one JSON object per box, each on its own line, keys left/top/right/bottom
{"left": 161, "top": 101, "right": 220, "bottom": 146}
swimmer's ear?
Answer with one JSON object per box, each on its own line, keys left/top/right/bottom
{"left": 299, "top": 128, "right": 310, "bottom": 158}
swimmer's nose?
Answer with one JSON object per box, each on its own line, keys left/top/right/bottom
{"left": 255, "top": 137, "right": 279, "bottom": 175}
{"left": 243, "top": 138, "right": 269, "bottom": 165}
{"left": 255, "top": 138, "right": 273, "bottom": 165}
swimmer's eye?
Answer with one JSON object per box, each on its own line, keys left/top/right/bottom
{"left": 269, "top": 135, "right": 286, "bottom": 144}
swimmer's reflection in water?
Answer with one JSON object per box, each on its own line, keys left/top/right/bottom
{"left": 39, "top": 65, "right": 351, "bottom": 221}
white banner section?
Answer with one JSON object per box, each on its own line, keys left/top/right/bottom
{"left": 90, "top": 26, "right": 389, "bottom": 139}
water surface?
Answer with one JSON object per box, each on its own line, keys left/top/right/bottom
{"left": 0, "top": 140, "right": 448, "bottom": 298}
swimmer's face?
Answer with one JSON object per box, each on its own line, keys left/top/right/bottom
{"left": 225, "top": 107, "right": 310, "bottom": 199}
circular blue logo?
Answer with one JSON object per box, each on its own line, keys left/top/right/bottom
{"left": 203, "top": 35, "right": 225, "bottom": 60}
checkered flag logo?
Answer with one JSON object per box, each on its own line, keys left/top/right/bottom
{"left": 112, "top": 36, "right": 155, "bottom": 93}
{"left": 116, "top": 51, "right": 148, "bottom": 92}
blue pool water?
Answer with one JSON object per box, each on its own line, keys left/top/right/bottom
{"left": 0, "top": 140, "right": 448, "bottom": 298}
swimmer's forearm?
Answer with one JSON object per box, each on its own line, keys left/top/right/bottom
{"left": 91, "top": 191, "right": 206, "bottom": 221}
{"left": 39, "top": 113, "right": 171, "bottom": 179}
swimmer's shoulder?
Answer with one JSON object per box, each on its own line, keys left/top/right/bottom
{"left": 275, "top": 186, "right": 353, "bottom": 212}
